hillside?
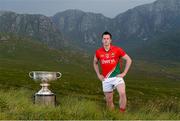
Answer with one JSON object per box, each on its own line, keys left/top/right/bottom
{"left": 0, "top": 33, "right": 180, "bottom": 119}
{"left": 134, "top": 30, "right": 180, "bottom": 60}
{"left": 0, "top": 33, "right": 98, "bottom": 95}
{"left": 0, "top": 33, "right": 179, "bottom": 98}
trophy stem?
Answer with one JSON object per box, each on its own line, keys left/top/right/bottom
{"left": 36, "top": 82, "right": 54, "bottom": 95}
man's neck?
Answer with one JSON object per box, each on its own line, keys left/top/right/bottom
{"left": 104, "top": 45, "right": 111, "bottom": 52}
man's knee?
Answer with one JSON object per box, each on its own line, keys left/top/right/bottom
{"left": 107, "top": 96, "right": 113, "bottom": 101}
{"left": 105, "top": 96, "right": 113, "bottom": 104}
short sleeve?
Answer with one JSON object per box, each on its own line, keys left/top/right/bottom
{"left": 95, "top": 50, "right": 100, "bottom": 59}
{"left": 118, "top": 48, "right": 126, "bottom": 57}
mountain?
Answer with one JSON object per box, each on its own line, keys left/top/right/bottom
{"left": 0, "top": 0, "right": 180, "bottom": 61}
{"left": 52, "top": 0, "right": 180, "bottom": 45}
{"left": 52, "top": 9, "right": 112, "bottom": 50}
{"left": 0, "top": 11, "right": 67, "bottom": 49}
{"left": 52, "top": 0, "right": 180, "bottom": 61}
{"left": 114, "top": 0, "right": 180, "bottom": 40}
{"left": 113, "top": 0, "right": 180, "bottom": 60}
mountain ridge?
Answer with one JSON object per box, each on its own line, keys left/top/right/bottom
{"left": 0, "top": 0, "right": 180, "bottom": 61}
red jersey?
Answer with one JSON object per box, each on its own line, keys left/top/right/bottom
{"left": 96, "top": 45, "right": 126, "bottom": 78}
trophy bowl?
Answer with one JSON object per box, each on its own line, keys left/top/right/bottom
{"left": 29, "top": 71, "right": 62, "bottom": 95}
{"left": 29, "top": 71, "right": 62, "bottom": 82}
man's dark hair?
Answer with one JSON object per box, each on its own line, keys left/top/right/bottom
{"left": 102, "top": 31, "right": 112, "bottom": 39}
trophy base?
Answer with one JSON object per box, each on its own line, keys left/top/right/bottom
{"left": 34, "top": 93, "right": 56, "bottom": 106}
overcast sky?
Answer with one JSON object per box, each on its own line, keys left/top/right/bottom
{"left": 0, "top": 0, "right": 156, "bottom": 18}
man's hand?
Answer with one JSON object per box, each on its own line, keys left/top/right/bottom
{"left": 97, "top": 74, "right": 104, "bottom": 81}
{"left": 94, "top": 55, "right": 104, "bottom": 81}
{"left": 116, "top": 72, "right": 126, "bottom": 78}
{"left": 117, "top": 54, "right": 132, "bottom": 78}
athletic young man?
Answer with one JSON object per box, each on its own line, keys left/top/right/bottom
{"left": 93, "top": 31, "right": 132, "bottom": 112}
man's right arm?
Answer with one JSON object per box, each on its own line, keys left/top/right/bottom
{"left": 93, "top": 55, "right": 104, "bottom": 81}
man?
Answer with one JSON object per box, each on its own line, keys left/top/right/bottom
{"left": 93, "top": 31, "right": 132, "bottom": 112}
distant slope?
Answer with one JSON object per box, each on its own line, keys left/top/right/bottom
{"left": 0, "top": 33, "right": 99, "bottom": 95}
{"left": 0, "top": 33, "right": 179, "bottom": 100}
{"left": 134, "top": 30, "right": 180, "bottom": 61}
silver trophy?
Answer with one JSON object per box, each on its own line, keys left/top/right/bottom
{"left": 29, "top": 71, "right": 62, "bottom": 95}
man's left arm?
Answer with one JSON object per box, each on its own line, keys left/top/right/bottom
{"left": 118, "top": 54, "right": 132, "bottom": 78}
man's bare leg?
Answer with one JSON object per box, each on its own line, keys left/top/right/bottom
{"left": 104, "top": 92, "right": 114, "bottom": 110}
{"left": 117, "top": 83, "right": 127, "bottom": 112}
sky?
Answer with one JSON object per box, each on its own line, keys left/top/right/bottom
{"left": 0, "top": 0, "right": 156, "bottom": 18}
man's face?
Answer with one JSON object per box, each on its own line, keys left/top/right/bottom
{"left": 102, "top": 34, "right": 111, "bottom": 46}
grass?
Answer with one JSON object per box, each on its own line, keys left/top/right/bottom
{"left": 0, "top": 88, "right": 179, "bottom": 120}
{"left": 0, "top": 33, "right": 180, "bottom": 119}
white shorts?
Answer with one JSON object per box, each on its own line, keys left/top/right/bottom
{"left": 102, "top": 77, "right": 125, "bottom": 92}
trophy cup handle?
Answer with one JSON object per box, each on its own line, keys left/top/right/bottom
{"left": 29, "top": 71, "right": 34, "bottom": 78}
{"left": 56, "top": 72, "right": 62, "bottom": 79}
